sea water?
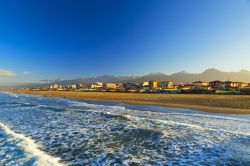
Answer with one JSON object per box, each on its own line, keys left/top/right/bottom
{"left": 0, "top": 92, "right": 249, "bottom": 165}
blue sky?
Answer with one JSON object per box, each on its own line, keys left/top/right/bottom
{"left": 0, "top": 0, "right": 250, "bottom": 82}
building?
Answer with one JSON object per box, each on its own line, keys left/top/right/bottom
{"left": 221, "top": 81, "right": 236, "bottom": 89}
{"left": 59, "top": 85, "right": 67, "bottom": 91}
{"left": 240, "top": 86, "right": 250, "bottom": 94}
{"left": 190, "top": 81, "right": 211, "bottom": 91}
{"left": 103, "top": 83, "right": 117, "bottom": 90}
{"left": 192, "top": 81, "right": 209, "bottom": 86}
{"left": 66, "top": 84, "right": 77, "bottom": 90}
{"left": 173, "top": 84, "right": 181, "bottom": 89}
{"left": 143, "top": 82, "right": 149, "bottom": 86}
{"left": 49, "top": 84, "right": 61, "bottom": 91}
{"left": 159, "top": 81, "right": 174, "bottom": 90}
{"left": 190, "top": 85, "right": 211, "bottom": 91}
{"left": 149, "top": 80, "right": 159, "bottom": 90}
{"left": 123, "top": 83, "right": 138, "bottom": 90}
{"left": 209, "top": 80, "right": 223, "bottom": 90}
{"left": 142, "top": 82, "right": 149, "bottom": 91}
{"left": 180, "top": 85, "right": 191, "bottom": 91}
{"left": 90, "top": 82, "right": 103, "bottom": 89}
{"left": 76, "top": 84, "right": 84, "bottom": 89}
{"left": 115, "top": 83, "right": 123, "bottom": 88}
{"left": 239, "top": 82, "right": 249, "bottom": 88}
{"left": 220, "top": 81, "right": 247, "bottom": 90}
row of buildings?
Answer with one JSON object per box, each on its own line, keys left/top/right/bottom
{"left": 31, "top": 80, "right": 250, "bottom": 94}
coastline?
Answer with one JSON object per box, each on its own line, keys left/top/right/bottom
{"left": 5, "top": 90, "right": 250, "bottom": 114}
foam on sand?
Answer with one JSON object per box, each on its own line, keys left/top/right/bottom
{"left": 0, "top": 122, "right": 65, "bottom": 166}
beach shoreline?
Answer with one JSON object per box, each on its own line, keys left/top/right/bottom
{"left": 4, "top": 90, "right": 250, "bottom": 114}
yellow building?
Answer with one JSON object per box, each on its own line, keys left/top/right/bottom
{"left": 149, "top": 80, "right": 159, "bottom": 89}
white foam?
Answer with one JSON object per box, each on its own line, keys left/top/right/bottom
{"left": 69, "top": 100, "right": 126, "bottom": 111}
{"left": 1, "top": 92, "right": 18, "bottom": 98}
{"left": 0, "top": 122, "right": 66, "bottom": 166}
{"left": 68, "top": 100, "right": 250, "bottom": 135}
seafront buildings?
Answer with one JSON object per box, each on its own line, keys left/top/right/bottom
{"left": 27, "top": 80, "right": 250, "bottom": 94}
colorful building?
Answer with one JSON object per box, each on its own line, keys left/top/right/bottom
{"left": 149, "top": 80, "right": 159, "bottom": 90}
{"left": 159, "top": 81, "right": 174, "bottom": 90}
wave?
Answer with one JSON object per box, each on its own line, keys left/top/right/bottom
{"left": 68, "top": 100, "right": 250, "bottom": 135}
{"left": 69, "top": 100, "right": 247, "bottom": 121}
{"left": 1, "top": 93, "right": 249, "bottom": 165}
{"left": 0, "top": 122, "right": 65, "bottom": 166}
{"left": 69, "top": 100, "right": 126, "bottom": 110}
{"left": 1, "top": 91, "right": 19, "bottom": 98}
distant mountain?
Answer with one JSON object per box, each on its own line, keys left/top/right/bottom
{"left": 51, "top": 68, "right": 250, "bottom": 85}
{"left": 51, "top": 75, "right": 139, "bottom": 85}
{"left": 169, "top": 68, "right": 250, "bottom": 83}
{"left": 166, "top": 68, "right": 250, "bottom": 83}
{"left": 2, "top": 68, "right": 250, "bottom": 88}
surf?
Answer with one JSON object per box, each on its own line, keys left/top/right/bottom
{"left": 0, "top": 122, "right": 65, "bottom": 166}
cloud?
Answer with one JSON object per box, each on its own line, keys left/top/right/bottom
{"left": 23, "top": 71, "right": 32, "bottom": 75}
{"left": 0, "top": 69, "right": 16, "bottom": 77}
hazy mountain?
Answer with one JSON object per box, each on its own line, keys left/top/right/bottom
{"left": 52, "top": 75, "right": 139, "bottom": 85}
{"left": 165, "top": 68, "right": 250, "bottom": 83}
{"left": 1, "top": 68, "right": 250, "bottom": 88}
{"left": 169, "top": 68, "right": 250, "bottom": 83}
{"left": 52, "top": 68, "right": 250, "bottom": 85}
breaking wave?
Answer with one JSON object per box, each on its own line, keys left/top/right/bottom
{"left": 0, "top": 122, "right": 65, "bottom": 166}
{"left": 0, "top": 92, "right": 250, "bottom": 165}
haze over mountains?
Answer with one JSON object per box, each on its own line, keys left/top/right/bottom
{"left": 1, "top": 68, "right": 250, "bottom": 88}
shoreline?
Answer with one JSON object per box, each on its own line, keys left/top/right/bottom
{"left": 5, "top": 90, "right": 250, "bottom": 114}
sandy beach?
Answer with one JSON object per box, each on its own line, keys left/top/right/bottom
{"left": 6, "top": 90, "right": 250, "bottom": 114}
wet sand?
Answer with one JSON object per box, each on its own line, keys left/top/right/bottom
{"left": 6, "top": 90, "right": 250, "bottom": 114}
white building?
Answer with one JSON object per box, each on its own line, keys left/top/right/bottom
{"left": 91, "top": 82, "right": 103, "bottom": 89}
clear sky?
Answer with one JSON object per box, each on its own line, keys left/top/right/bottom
{"left": 0, "top": 0, "right": 250, "bottom": 83}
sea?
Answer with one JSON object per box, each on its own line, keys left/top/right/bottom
{"left": 0, "top": 92, "right": 250, "bottom": 166}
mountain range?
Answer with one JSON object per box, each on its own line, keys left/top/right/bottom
{"left": 2, "top": 68, "right": 250, "bottom": 88}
